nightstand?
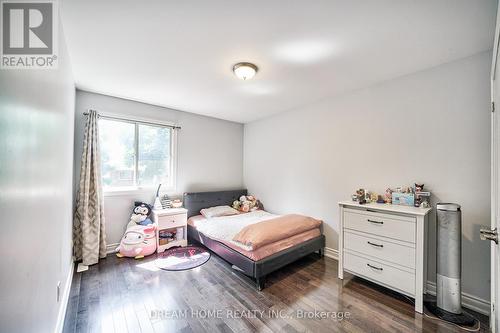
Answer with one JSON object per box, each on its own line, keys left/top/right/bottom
{"left": 152, "top": 208, "right": 188, "bottom": 253}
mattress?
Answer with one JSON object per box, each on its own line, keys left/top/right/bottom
{"left": 188, "top": 213, "right": 321, "bottom": 261}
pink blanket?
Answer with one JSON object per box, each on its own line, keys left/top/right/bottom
{"left": 232, "top": 214, "right": 322, "bottom": 250}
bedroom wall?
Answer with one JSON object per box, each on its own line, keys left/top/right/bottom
{"left": 244, "top": 52, "right": 491, "bottom": 304}
{"left": 0, "top": 29, "right": 75, "bottom": 333}
{"left": 74, "top": 91, "right": 244, "bottom": 245}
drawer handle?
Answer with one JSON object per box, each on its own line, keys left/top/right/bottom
{"left": 367, "top": 241, "right": 383, "bottom": 248}
{"left": 367, "top": 263, "right": 383, "bottom": 271}
{"left": 367, "top": 219, "right": 384, "bottom": 225}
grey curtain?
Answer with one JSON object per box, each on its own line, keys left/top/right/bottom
{"left": 73, "top": 110, "right": 106, "bottom": 265}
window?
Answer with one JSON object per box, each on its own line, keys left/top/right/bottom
{"left": 98, "top": 117, "right": 176, "bottom": 192}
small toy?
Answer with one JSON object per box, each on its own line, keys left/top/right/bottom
{"left": 351, "top": 194, "right": 358, "bottom": 201}
{"left": 232, "top": 200, "right": 241, "bottom": 210}
{"left": 415, "top": 183, "right": 424, "bottom": 192}
{"left": 128, "top": 202, "right": 153, "bottom": 228}
{"left": 116, "top": 225, "right": 156, "bottom": 259}
{"left": 356, "top": 189, "right": 366, "bottom": 204}
{"left": 414, "top": 196, "right": 422, "bottom": 207}
{"left": 402, "top": 186, "right": 413, "bottom": 194}
{"left": 369, "top": 192, "right": 378, "bottom": 203}
{"left": 242, "top": 201, "right": 251, "bottom": 212}
{"left": 385, "top": 188, "right": 393, "bottom": 204}
{"left": 420, "top": 201, "right": 431, "bottom": 208}
{"left": 376, "top": 195, "right": 385, "bottom": 204}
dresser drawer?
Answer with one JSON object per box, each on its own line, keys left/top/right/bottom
{"left": 344, "top": 251, "right": 415, "bottom": 296}
{"left": 157, "top": 213, "right": 186, "bottom": 228}
{"left": 344, "top": 209, "right": 415, "bottom": 243}
{"left": 344, "top": 231, "right": 415, "bottom": 269}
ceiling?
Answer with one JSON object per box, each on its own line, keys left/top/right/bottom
{"left": 61, "top": 1, "right": 497, "bottom": 123}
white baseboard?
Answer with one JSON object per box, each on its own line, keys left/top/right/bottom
{"left": 426, "top": 281, "right": 490, "bottom": 316}
{"left": 324, "top": 247, "right": 338, "bottom": 260}
{"left": 54, "top": 261, "right": 74, "bottom": 333}
{"left": 106, "top": 242, "right": 119, "bottom": 254}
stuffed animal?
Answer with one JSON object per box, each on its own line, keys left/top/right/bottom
{"left": 127, "top": 202, "right": 153, "bottom": 229}
{"left": 232, "top": 195, "right": 261, "bottom": 212}
{"left": 116, "top": 225, "right": 156, "bottom": 259}
{"left": 232, "top": 200, "right": 241, "bottom": 210}
{"left": 384, "top": 188, "right": 393, "bottom": 204}
{"left": 356, "top": 189, "right": 366, "bottom": 204}
{"left": 415, "top": 183, "right": 424, "bottom": 192}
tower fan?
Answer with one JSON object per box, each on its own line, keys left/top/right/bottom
{"left": 424, "top": 203, "right": 476, "bottom": 326}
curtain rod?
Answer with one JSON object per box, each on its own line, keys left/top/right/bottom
{"left": 83, "top": 110, "right": 181, "bottom": 130}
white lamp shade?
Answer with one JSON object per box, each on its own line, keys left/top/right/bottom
{"left": 233, "top": 62, "right": 258, "bottom": 80}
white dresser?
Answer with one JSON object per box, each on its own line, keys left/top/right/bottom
{"left": 338, "top": 201, "right": 432, "bottom": 313}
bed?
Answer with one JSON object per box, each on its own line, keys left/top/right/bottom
{"left": 184, "top": 189, "right": 325, "bottom": 290}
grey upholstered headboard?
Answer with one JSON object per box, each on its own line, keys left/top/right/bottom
{"left": 183, "top": 189, "right": 248, "bottom": 218}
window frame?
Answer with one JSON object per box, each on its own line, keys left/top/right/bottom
{"left": 97, "top": 113, "right": 178, "bottom": 197}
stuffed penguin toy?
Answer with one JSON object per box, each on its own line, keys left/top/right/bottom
{"left": 127, "top": 202, "right": 153, "bottom": 228}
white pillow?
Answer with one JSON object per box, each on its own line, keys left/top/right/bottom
{"left": 200, "top": 205, "right": 239, "bottom": 219}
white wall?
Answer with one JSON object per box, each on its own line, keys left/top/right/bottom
{"left": 74, "top": 91, "right": 244, "bottom": 245}
{"left": 0, "top": 31, "right": 75, "bottom": 332}
{"left": 244, "top": 52, "right": 491, "bottom": 302}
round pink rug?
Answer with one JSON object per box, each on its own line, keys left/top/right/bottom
{"left": 155, "top": 246, "right": 210, "bottom": 271}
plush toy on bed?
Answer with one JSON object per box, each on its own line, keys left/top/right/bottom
{"left": 127, "top": 202, "right": 153, "bottom": 229}
{"left": 232, "top": 195, "right": 261, "bottom": 213}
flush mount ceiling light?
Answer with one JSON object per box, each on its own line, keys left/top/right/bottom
{"left": 233, "top": 62, "right": 258, "bottom": 80}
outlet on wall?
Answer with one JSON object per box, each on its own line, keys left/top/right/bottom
{"left": 57, "top": 281, "right": 61, "bottom": 302}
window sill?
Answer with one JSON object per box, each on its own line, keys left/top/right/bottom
{"left": 103, "top": 186, "right": 175, "bottom": 197}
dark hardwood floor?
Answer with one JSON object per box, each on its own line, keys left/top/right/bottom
{"left": 63, "top": 251, "right": 488, "bottom": 333}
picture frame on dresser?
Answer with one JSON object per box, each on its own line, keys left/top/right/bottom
{"left": 338, "top": 201, "right": 432, "bottom": 313}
